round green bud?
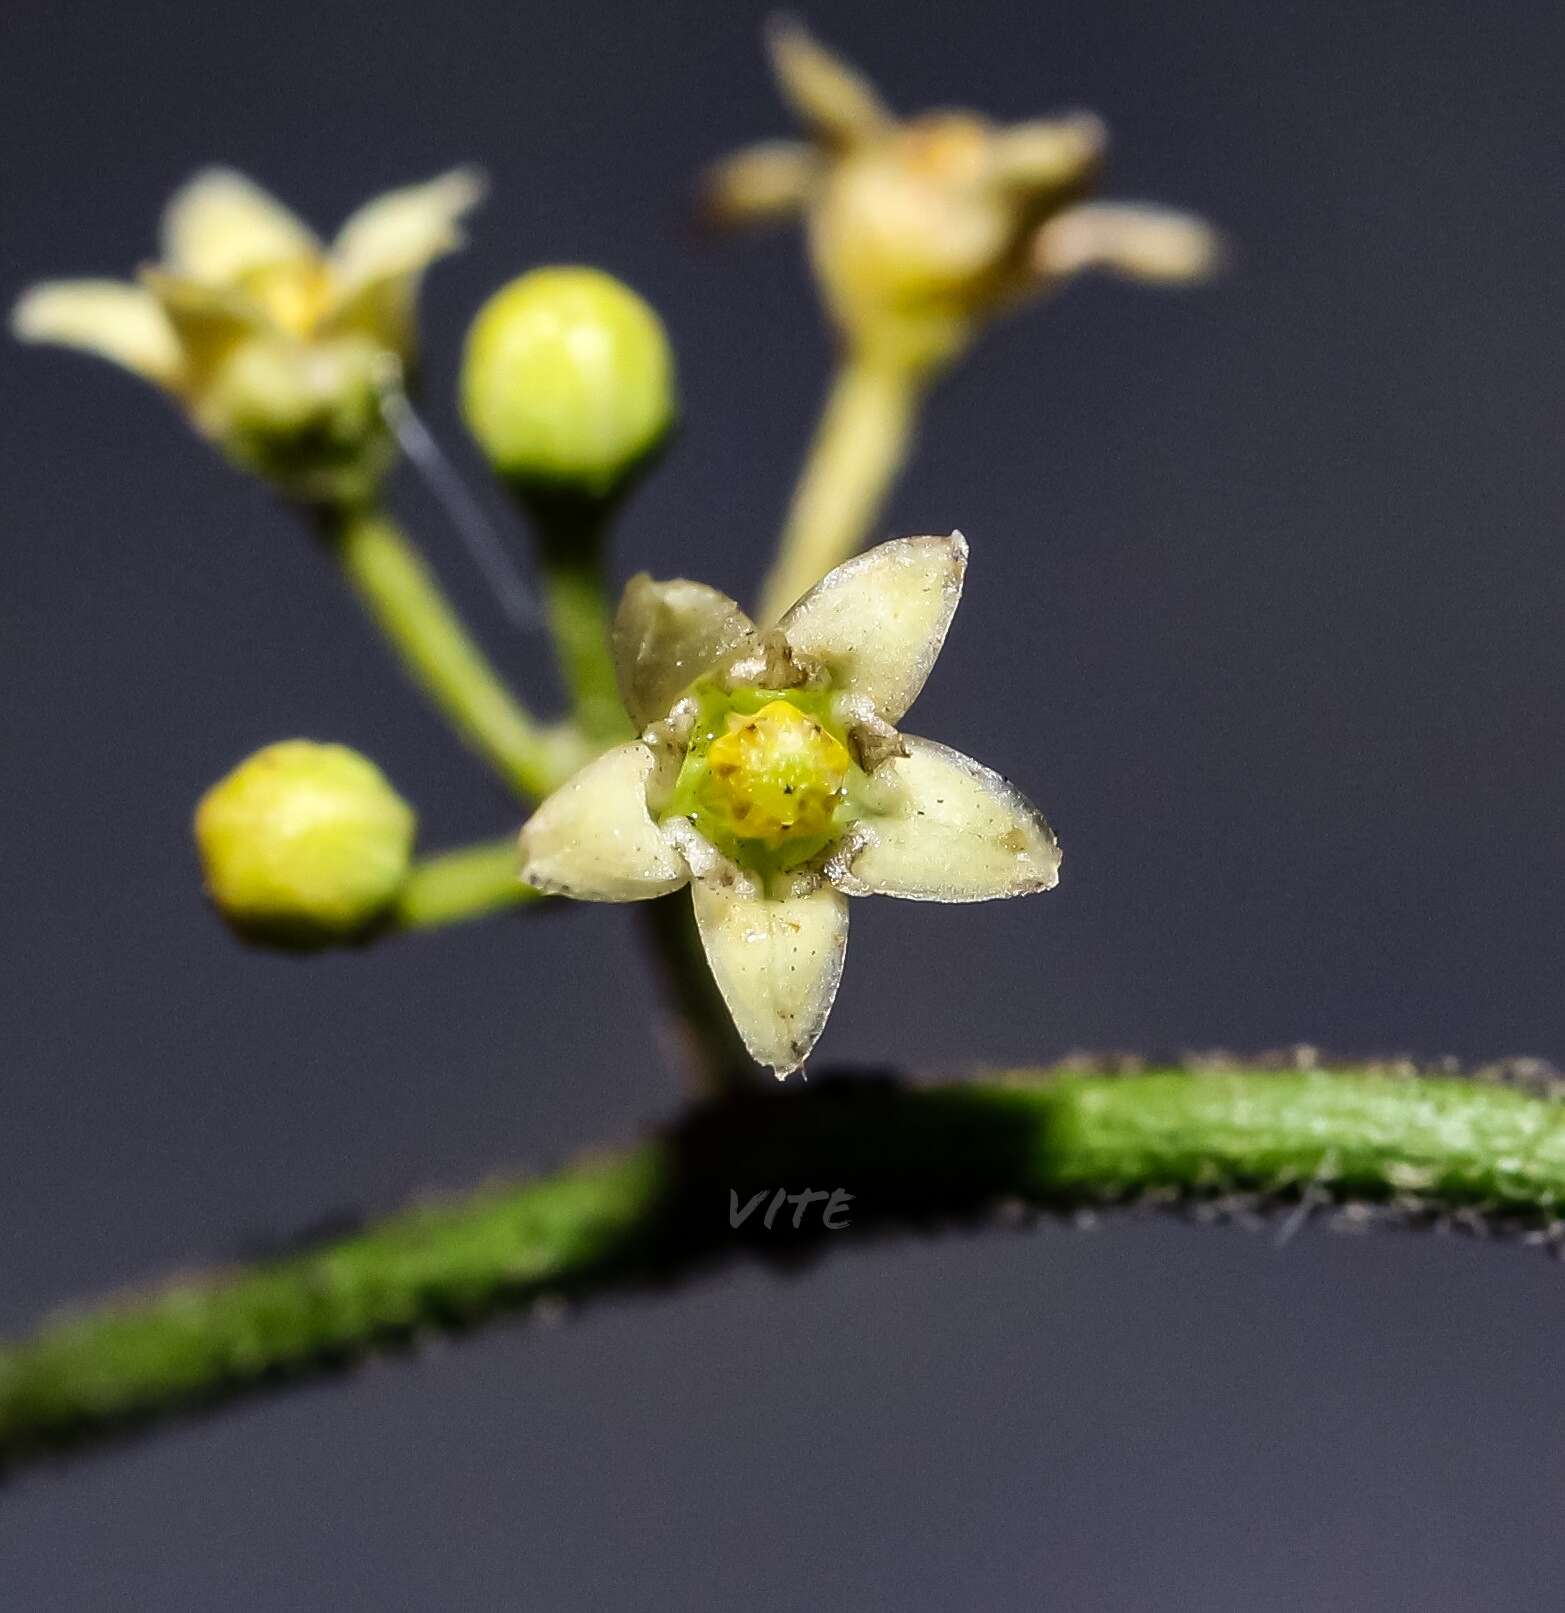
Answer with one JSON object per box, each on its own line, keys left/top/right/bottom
{"left": 194, "top": 740, "right": 416, "bottom": 946}
{"left": 460, "top": 267, "right": 676, "bottom": 499}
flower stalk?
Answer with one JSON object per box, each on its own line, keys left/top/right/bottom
{"left": 324, "top": 505, "right": 570, "bottom": 801}
{"left": 637, "top": 891, "right": 757, "bottom": 1096}
{"left": 705, "top": 21, "right": 1220, "bottom": 611}
{"left": 527, "top": 497, "right": 635, "bottom": 746}
{"left": 392, "top": 839, "right": 547, "bottom": 930}
{"left": 515, "top": 493, "right": 750, "bottom": 1088}
{"left": 758, "top": 353, "right": 923, "bottom": 624}
{"left": 5, "top": 1063, "right": 1564, "bottom": 1468}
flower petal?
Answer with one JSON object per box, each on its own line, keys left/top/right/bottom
{"left": 833, "top": 735, "right": 1060, "bottom": 901}
{"left": 701, "top": 140, "right": 818, "bottom": 228}
{"left": 139, "top": 268, "right": 263, "bottom": 393}
{"left": 161, "top": 168, "right": 319, "bottom": 284}
{"left": 691, "top": 877, "right": 849, "bottom": 1077}
{"left": 325, "top": 169, "right": 484, "bottom": 359}
{"left": 11, "top": 280, "right": 183, "bottom": 387}
{"left": 330, "top": 168, "right": 486, "bottom": 295}
{"left": 777, "top": 532, "right": 967, "bottom": 722}
{"left": 766, "top": 19, "right": 892, "bottom": 147}
{"left": 1033, "top": 204, "right": 1222, "bottom": 285}
{"left": 518, "top": 742, "right": 688, "bottom": 901}
{"left": 990, "top": 115, "right": 1107, "bottom": 194}
{"left": 612, "top": 574, "right": 757, "bottom": 729}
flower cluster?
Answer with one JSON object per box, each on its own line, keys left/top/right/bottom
{"left": 10, "top": 24, "right": 1199, "bottom": 1083}
{"left": 520, "top": 533, "right": 1060, "bottom": 1075}
{"left": 13, "top": 168, "right": 483, "bottom": 503}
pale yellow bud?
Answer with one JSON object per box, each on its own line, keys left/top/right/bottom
{"left": 460, "top": 267, "right": 676, "bottom": 500}
{"left": 194, "top": 741, "right": 416, "bottom": 946}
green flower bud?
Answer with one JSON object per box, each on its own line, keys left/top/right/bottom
{"left": 199, "top": 333, "right": 396, "bottom": 507}
{"left": 194, "top": 741, "right": 416, "bottom": 946}
{"left": 460, "top": 267, "right": 676, "bottom": 500}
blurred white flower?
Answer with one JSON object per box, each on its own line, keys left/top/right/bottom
{"left": 703, "top": 20, "right": 1220, "bottom": 372}
{"left": 13, "top": 167, "right": 484, "bottom": 502}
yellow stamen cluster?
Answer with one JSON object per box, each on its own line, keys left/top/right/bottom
{"left": 901, "top": 114, "right": 991, "bottom": 183}
{"left": 239, "top": 259, "right": 335, "bottom": 338}
{"left": 701, "top": 700, "right": 852, "bottom": 847}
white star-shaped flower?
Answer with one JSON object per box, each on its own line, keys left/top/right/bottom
{"left": 519, "top": 533, "right": 1060, "bottom": 1076}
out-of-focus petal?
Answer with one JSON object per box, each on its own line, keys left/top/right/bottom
{"left": 990, "top": 114, "right": 1107, "bottom": 193}
{"left": 161, "top": 168, "right": 319, "bottom": 284}
{"left": 690, "top": 876, "right": 849, "bottom": 1076}
{"left": 833, "top": 735, "right": 1060, "bottom": 901}
{"left": 139, "top": 268, "right": 263, "bottom": 392}
{"left": 11, "top": 280, "right": 183, "bottom": 388}
{"left": 613, "top": 574, "right": 757, "bottom": 728}
{"left": 701, "top": 140, "right": 818, "bottom": 227}
{"left": 777, "top": 532, "right": 967, "bottom": 723}
{"left": 330, "top": 168, "right": 486, "bottom": 295}
{"left": 518, "top": 742, "right": 688, "bottom": 901}
{"left": 1033, "top": 203, "right": 1223, "bottom": 285}
{"left": 326, "top": 169, "right": 484, "bottom": 357}
{"left": 767, "top": 19, "right": 892, "bottom": 146}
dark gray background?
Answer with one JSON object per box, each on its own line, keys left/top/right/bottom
{"left": 5, "top": 0, "right": 1565, "bottom": 1606}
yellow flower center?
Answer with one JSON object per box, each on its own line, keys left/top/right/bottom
{"left": 900, "top": 115, "right": 992, "bottom": 184}
{"left": 700, "top": 700, "right": 852, "bottom": 848}
{"left": 239, "top": 258, "right": 336, "bottom": 338}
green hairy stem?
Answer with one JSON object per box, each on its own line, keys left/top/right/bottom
{"left": 5, "top": 1063, "right": 1564, "bottom": 1468}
